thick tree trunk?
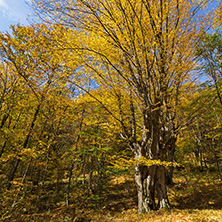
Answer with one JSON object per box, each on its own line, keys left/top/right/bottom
{"left": 135, "top": 164, "right": 156, "bottom": 213}
{"left": 135, "top": 163, "right": 170, "bottom": 212}
{"left": 134, "top": 138, "right": 171, "bottom": 213}
{"left": 156, "top": 166, "right": 170, "bottom": 209}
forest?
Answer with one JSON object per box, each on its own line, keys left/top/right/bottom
{"left": 0, "top": 0, "right": 221, "bottom": 221}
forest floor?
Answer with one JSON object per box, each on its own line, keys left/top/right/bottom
{"left": 4, "top": 170, "right": 222, "bottom": 222}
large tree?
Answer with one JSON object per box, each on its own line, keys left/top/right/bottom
{"left": 31, "top": 0, "right": 212, "bottom": 212}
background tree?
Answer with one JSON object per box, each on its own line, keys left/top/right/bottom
{"left": 0, "top": 24, "right": 128, "bottom": 218}
{"left": 0, "top": 24, "right": 81, "bottom": 216}
{"left": 196, "top": 32, "right": 222, "bottom": 106}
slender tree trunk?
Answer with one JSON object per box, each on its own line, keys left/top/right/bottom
{"left": 82, "top": 161, "right": 86, "bottom": 188}
{"left": 66, "top": 108, "right": 85, "bottom": 205}
{"left": 88, "top": 170, "right": 93, "bottom": 195}
{"left": 0, "top": 140, "right": 7, "bottom": 159}
{"left": 11, "top": 162, "right": 31, "bottom": 209}
{"left": 7, "top": 158, "right": 20, "bottom": 190}
{"left": 203, "top": 152, "right": 208, "bottom": 169}
{"left": 7, "top": 104, "right": 41, "bottom": 189}
{"left": 200, "top": 147, "right": 203, "bottom": 170}
{"left": 167, "top": 137, "right": 176, "bottom": 185}
{"left": 214, "top": 154, "right": 222, "bottom": 181}
{"left": 0, "top": 109, "right": 23, "bottom": 159}
{"left": 66, "top": 161, "right": 77, "bottom": 206}
{"left": 56, "top": 167, "right": 61, "bottom": 202}
{"left": 0, "top": 113, "right": 9, "bottom": 129}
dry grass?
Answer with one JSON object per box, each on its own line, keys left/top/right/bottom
{"left": 89, "top": 209, "right": 222, "bottom": 222}
{"left": 6, "top": 171, "right": 222, "bottom": 222}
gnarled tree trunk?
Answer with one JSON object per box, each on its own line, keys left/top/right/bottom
{"left": 135, "top": 162, "right": 170, "bottom": 212}
{"left": 156, "top": 166, "right": 170, "bottom": 209}
{"left": 135, "top": 164, "right": 157, "bottom": 212}
{"left": 134, "top": 142, "right": 171, "bottom": 213}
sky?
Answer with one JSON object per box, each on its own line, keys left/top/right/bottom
{"left": 0, "top": 0, "right": 35, "bottom": 32}
{"left": 0, "top": 1, "right": 219, "bottom": 33}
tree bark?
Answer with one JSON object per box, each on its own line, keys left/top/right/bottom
{"left": 135, "top": 164, "right": 157, "bottom": 213}
{"left": 156, "top": 166, "right": 170, "bottom": 209}
{"left": 167, "top": 137, "right": 176, "bottom": 186}
{"left": 134, "top": 136, "right": 171, "bottom": 213}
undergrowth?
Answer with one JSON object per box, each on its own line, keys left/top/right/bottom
{"left": 1, "top": 169, "right": 221, "bottom": 222}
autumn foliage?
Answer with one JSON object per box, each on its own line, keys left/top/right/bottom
{"left": 0, "top": 0, "right": 222, "bottom": 221}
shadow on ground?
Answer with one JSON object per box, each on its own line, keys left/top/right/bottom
{"left": 12, "top": 174, "right": 222, "bottom": 221}
{"left": 170, "top": 180, "right": 222, "bottom": 210}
